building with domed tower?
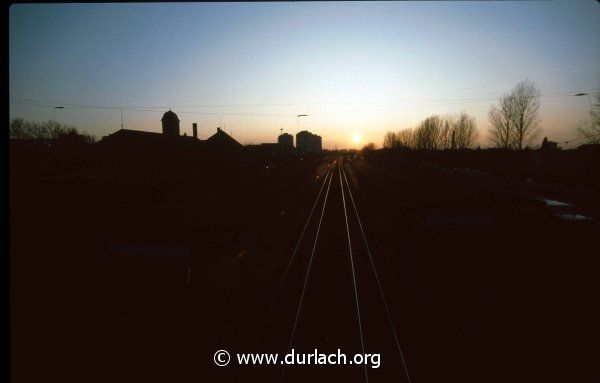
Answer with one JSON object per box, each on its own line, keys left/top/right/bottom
{"left": 161, "top": 110, "right": 180, "bottom": 137}
{"left": 98, "top": 110, "right": 242, "bottom": 152}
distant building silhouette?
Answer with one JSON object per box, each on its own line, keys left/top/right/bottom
{"left": 98, "top": 111, "right": 242, "bottom": 151}
{"left": 540, "top": 137, "right": 558, "bottom": 151}
{"left": 278, "top": 133, "right": 294, "bottom": 152}
{"left": 161, "top": 110, "right": 180, "bottom": 136}
{"left": 296, "top": 130, "right": 322, "bottom": 153}
{"left": 245, "top": 131, "right": 294, "bottom": 155}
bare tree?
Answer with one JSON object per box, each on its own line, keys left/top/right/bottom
{"left": 488, "top": 80, "right": 541, "bottom": 149}
{"left": 361, "top": 142, "right": 376, "bottom": 151}
{"left": 384, "top": 112, "right": 478, "bottom": 151}
{"left": 10, "top": 118, "right": 29, "bottom": 139}
{"left": 414, "top": 115, "right": 443, "bottom": 149}
{"left": 509, "top": 80, "right": 541, "bottom": 149}
{"left": 438, "top": 115, "right": 454, "bottom": 149}
{"left": 9, "top": 118, "right": 96, "bottom": 143}
{"left": 488, "top": 98, "right": 513, "bottom": 148}
{"left": 397, "top": 128, "right": 414, "bottom": 148}
{"left": 454, "top": 111, "right": 478, "bottom": 149}
{"left": 383, "top": 131, "right": 399, "bottom": 148}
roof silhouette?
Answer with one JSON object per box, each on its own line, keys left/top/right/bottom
{"left": 99, "top": 129, "right": 201, "bottom": 147}
{"left": 205, "top": 127, "right": 243, "bottom": 150}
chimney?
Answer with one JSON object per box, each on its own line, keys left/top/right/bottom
{"left": 217, "top": 127, "right": 221, "bottom": 132}
{"left": 192, "top": 123, "right": 198, "bottom": 139}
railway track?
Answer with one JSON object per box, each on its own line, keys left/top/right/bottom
{"left": 243, "top": 159, "right": 414, "bottom": 383}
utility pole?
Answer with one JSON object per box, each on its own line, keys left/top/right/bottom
{"left": 121, "top": 107, "right": 124, "bottom": 129}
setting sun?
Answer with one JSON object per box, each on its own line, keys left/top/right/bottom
{"left": 352, "top": 134, "right": 362, "bottom": 145}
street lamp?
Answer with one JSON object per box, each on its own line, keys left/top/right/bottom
{"left": 296, "top": 114, "right": 308, "bottom": 134}
{"left": 53, "top": 106, "right": 64, "bottom": 125}
{"left": 574, "top": 93, "right": 593, "bottom": 128}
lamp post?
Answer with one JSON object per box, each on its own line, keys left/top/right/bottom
{"left": 53, "top": 106, "right": 64, "bottom": 125}
{"left": 575, "top": 92, "right": 593, "bottom": 128}
{"left": 296, "top": 114, "right": 308, "bottom": 134}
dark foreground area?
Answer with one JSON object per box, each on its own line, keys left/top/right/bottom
{"left": 10, "top": 144, "right": 599, "bottom": 383}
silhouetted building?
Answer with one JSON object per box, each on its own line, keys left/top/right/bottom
{"left": 98, "top": 112, "right": 243, "bottom": 152}
{"left": 205, "top": 127, "right": 243, "bottom": 151}
{"left": 540, "top": 137, "right": 558, "bottom": 151}
{"left": 577, "top": 143, "right": 600, "bottom": 151}
{"left": 98, "top": 128, "right": 201, "bottom": 150}
{"left": 296, "top": 130, "right": 322, "bottom": 153}
{"left": 161, "top": 110, "right": 180, "bottom": 136}
{"left": 99, "top": 110, "right": 199, "bottom": 148}
{"left": 278, "top": 133, "right": 294, "bottom": 152}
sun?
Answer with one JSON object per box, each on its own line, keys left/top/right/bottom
{"left": 352, "top": 134, "right": 362, "bottom": 145}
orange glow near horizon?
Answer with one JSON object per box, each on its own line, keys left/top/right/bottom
{"left": 8, "top": 2, "right": 599, "bottom": 150}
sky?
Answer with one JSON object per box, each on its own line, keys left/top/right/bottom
{"left": 9, "top": 1, "right": 600, "bottom": 149}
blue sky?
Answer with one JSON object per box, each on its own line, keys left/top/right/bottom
{"left": 9, "top": 2, "right": 600, "bottom": 148}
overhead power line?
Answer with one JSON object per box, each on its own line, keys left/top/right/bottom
{"left": 9, "top": 88, "right": 598, "bottom": 111}
{"left": 9, "top": 100, "right": 298, "bottom": 117}
{"left": 9, "top": 88, "right": 598, "bottom": 120}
